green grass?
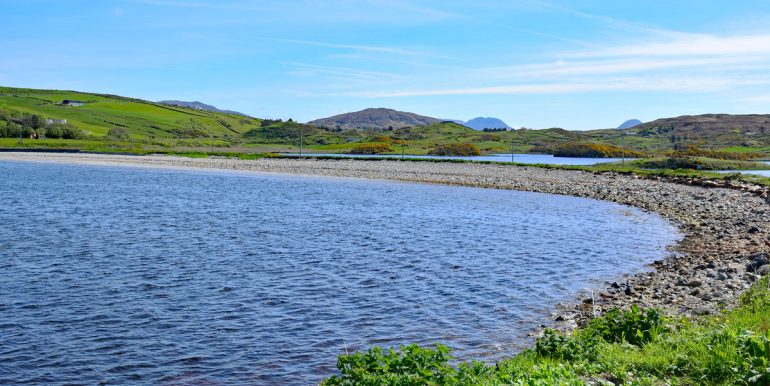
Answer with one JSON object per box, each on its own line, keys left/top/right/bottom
{"left": 322, "top": 276, "right": 770, "bottom": 385}
{"left": 632, "top": 156, "right": 770, "bottom": 171}
{"left": 0, "top": 86, "right": 262, "bottom": 139}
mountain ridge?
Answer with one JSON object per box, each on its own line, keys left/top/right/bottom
{"left": 159, "top": 100, "right": 250, "bottom": 117}
{"left": 308, "top": 108, "right": 441, "bottom": 130}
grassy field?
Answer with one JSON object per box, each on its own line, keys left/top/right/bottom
{"left": 322, "top": 276, "right": 770, "bottom": 385}
{"left": 0, "top": 86, "right": 262, "bottom": 139}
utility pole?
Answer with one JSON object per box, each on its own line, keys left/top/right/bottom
{"left": 621, "top": 131, "right": 625, "bottom": 166}
{"left": 401, "top": 143, "right": 405, "bottom": 159}
{"left": 511, "top": 140, "right": 515, "bottom": 163}
{"left": 18, "top": 126, "right": 22, "bottom": 145}
{"left": 210, "top": 133, "right": 214, "bottom": 153}
{"left": 299, "top": 130, "right": 303, "bottom": 156}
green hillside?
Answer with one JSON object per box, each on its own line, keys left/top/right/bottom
{"left": 0, "top": 86, "right": 261, "bottom": 141}
{"left": 2, "top": 86, "right": 769, "bottom": 157}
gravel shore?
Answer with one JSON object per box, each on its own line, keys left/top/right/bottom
{"left": 3, "top": 152, "right": 769, "bottom": 330}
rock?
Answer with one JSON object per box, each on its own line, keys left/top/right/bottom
{"left": 688, "top": 280, "right": 703, "bottom": 287}
{"left": 625, "top": 286, "right": 635, "bottom": 295}
{"left": 746, "top": 254, "right": 770, "bottom": 271}
{"left": 748, "top": 226, "right": 760, "bottom": 234}
{"left": 694, "top": 306, "right": 712, "bottom": 315}
{"left": 757, "top": 264, "right": 770, "bottom": 275}
{"left": 675, "top": 279, "right": 689, "bottom": 286}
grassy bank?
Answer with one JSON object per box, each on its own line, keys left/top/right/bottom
{"left": 322, "top": 276, "right": 770, "bottom": 385}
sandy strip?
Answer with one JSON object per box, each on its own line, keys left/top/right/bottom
{"left": 2, "top": 151, "right": 769, "bottom": 328}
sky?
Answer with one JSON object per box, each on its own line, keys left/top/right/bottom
{"left": 3, "top": 1, "right": 770, "bottom": 130}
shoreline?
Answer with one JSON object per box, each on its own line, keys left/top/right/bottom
{"left": 2, "top": 152, "right": 769, "bottom": 331}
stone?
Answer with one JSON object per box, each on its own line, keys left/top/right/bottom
{"left": 688, "top": 280, "right": 703, "bottom": 287}
{"left": 694, "top": 306, "right": 711, "bottom": 315}
{"left": 757, "top": 264, "right": 770, "bottom": 275}
{"left": 747, "top": 253, "right": 770, "bottom": 271}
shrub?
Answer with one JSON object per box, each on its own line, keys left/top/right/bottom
{"left": 581, "top": 305, "right": 668, "bottom": 347}
{"left": 477, "top": 133, "right": 500, "bottom": 141}
{"left": 372, "top": 135, "right": 391, "bottom": 143}
{"left": 0, "top": 122, "right": 31, "bottom": 138}
{"left": 44, "top": 124, "right": 83, "bottom": 139}
{"left": 349, "top": 143, "right": 393, "bottom": 154}
{"left": 671, "top": 145, "right": 763, "bottom": 161}
{"left": 107, "top": 127, "right": 130, "bottom": 139}
{"left": 534, "top": 330, "right": 599, "bottom": 361}
{"left": 322, "top": 344, "right": 455, "bottom": 385}
{"left": 428, "top": 143, "right": 480, "bottom": 156}
{"left": 531, "top": 142, "right": 645, "bottom": 158}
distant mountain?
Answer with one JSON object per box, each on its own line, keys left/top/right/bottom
{"left": 464, "top": 117, "right": 511, "bottom": 130}
{"left": 307, "top": 108, "right": 441, "bottom": 130}
{"left": 617, "top": 119, "right": 642, "bottom": 129}
{"left": 159, "top": 100, "right": 249, "bottom": 117}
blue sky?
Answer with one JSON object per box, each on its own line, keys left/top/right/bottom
{"left": 3, "top": 1, "right": 770, "bottom": 129}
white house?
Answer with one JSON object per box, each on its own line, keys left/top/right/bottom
{"left": 46, "top": 118, "right": 67, "bottom": 125}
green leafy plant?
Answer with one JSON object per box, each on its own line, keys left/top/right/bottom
{"left": 582, "top": 305, "right": 668, "bottom": 347}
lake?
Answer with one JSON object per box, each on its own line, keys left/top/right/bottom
{"left": 284, "top": 153, "right": 634, "bottom": 166}
{"left": 0, "top": 161, "right": 679, "bottom": 385}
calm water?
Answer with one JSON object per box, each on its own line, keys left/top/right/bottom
{"left": 0, "top": 161, "right": 679, "bottom": 385}
{"left": 285, "top": 153, "right": 634, "bottom": 165}
{"left": 727, "top": 170, "right": 770, "bottom": 177}
{"left": 716, "top": 162, "right": 770, "bottom": 177}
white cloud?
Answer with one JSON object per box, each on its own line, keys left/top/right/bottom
{"left": 334, "top": 75, "right": 745, "bottom": 98}
{"left": 571, "top": 33, "right": 770, "bottom": 58}
{"left": 287, "top": 63, "right": 405, "bottom": 82}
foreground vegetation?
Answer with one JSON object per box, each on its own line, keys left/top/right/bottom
{"left": 322, "top": 276, "right": 770, "bottom": 385}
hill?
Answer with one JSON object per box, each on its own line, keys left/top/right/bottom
{"left": 308, "top": 108, "right": 441, "bottom": 130}
{"left": 464, "top": 117, "right": 511, "bottom": 130}
{"left": 638, "top": 114, "right": 770, "bottom": 134}
{"left": 159, "top": 100, "right": 250, "bottom": 117}
{"left": 0, "top": 87, "right": 261, "bottom": 140}
{"left": 617, "top": 119, "right": 641, "bottom": 129}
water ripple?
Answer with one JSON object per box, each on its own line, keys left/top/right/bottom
{"left": 0, "top": 161, "right": 679, "bottom": 385}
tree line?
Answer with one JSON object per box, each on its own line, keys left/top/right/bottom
{"left": 0, "top": 108, "right": 82, "bottom": 139}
